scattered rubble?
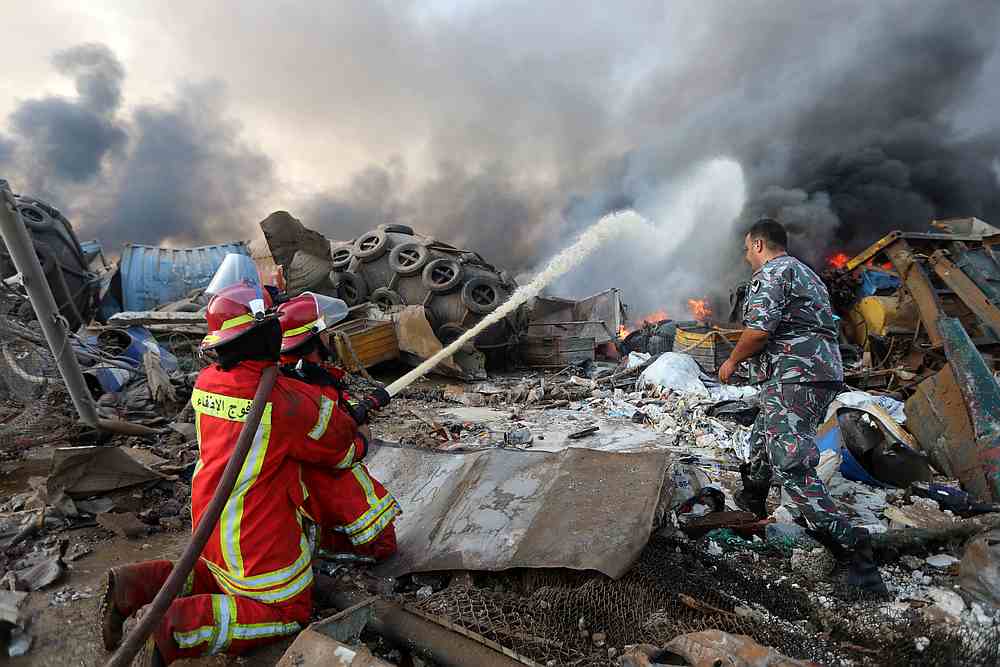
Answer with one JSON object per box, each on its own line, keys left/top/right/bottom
{"left": 2, "top": 203, "right": 1000, "bottom": 665}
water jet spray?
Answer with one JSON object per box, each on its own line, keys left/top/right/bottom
{"left": 385, "top": 210, "right": 650, "bottom": 396}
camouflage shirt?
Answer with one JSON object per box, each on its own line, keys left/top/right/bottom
{"left": 742, "top": 254, "right": 843, "bottom": 384}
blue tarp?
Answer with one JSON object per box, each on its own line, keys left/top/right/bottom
{"left": 857, "top": 269, "right": 901, "bottom": 299}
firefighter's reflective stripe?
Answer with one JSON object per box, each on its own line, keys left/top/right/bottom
{"left": 283, "top": 319, "right": 320, "bottom": 338}
{"left": 217, "top": 420, "right": 271, "bottom": 574}
{"left": 220, "top": 313, "right": 255, "bottom": 331}
{"left": 341, "top": 466, "right": 400, "bottom": 545}
{"left": 175, "top": 595, "right": 234, "bottom": 651}
{"left": 307, "top": 395, "right": 335, "bottom": 440}
{"left": 191, "top": 389, "right": 273, "bottom": 425}
{"left": 174, "top": 595, "right": 299, "bottom": 653}
{"left": 204, "top": 533, "right": 312, "bottom": 590}
{"left": 209, "top": 563, "right": 314, "bottom": 603}
{"left": 335, "top": 442, "right": 356, "bottom": 469}
{"left": 231, "top": 620, "right": 301, "bottom": 641}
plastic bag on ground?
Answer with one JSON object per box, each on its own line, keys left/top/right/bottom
{"left": 625, "top": 351, "right": 652, "bottom": 369}
{"left": 637, "top": 352, "right": 708, "bottom": 397}
{"left": 829, "top": 390, "right": 906, "bottom": 424}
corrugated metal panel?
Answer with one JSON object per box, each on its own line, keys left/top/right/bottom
{"left": 119, "top": 242, "right": 250, "bottom": 311}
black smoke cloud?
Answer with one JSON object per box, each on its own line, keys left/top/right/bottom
{"left": 1, "top": 43, "right": 272, "bottom": 251}
{"left": 9, "top": 44, "right": 126, "bottom": 187}
{"left": 287, "top": 1, "right": 1000, "bottom": 315}
{"left": 4, "top": 2, "right": 1000, "bottom": 320}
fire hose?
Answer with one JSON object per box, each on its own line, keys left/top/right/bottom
{"left": 105, "top": 364, "right": 279, "bottom": 667}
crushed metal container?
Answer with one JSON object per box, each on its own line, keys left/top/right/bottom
{"left": 113, "top": 241, "right": 251, "bottom": 312}
{"left": 519, "top": 335, "right": 595, "bottom": 367}
{"left": 672, "top": 323, "right": 740, "bottom": 374}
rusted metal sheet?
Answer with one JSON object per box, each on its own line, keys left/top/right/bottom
{"left": 845, "top": 231, "right": 902, "bottom": 271}
{"left": 367, "top": 444, "right": 673, "bottom": 579}
{"left": 519, "top": 334, "right": 595, "bottom": 367}
{"left": 929, "top": 250, "right": 1000, "bottom": 338}
{"left": 938, "top": 317, "right": 1000, "bottom": 502}
{"left": 883, "top": 238, "right": 945, "bottom": 346}
{"left": 905, "top": 364, "right": 987, "bottom": 499}
{"left": 528, "top": 288, "right": 623, "bottom": 343}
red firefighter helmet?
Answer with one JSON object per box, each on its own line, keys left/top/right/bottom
{"left": 276, "top": 292, "right": 350, "bottom": 354}
{"left": 201, "top": 284, "right": 275, "bottom": 351}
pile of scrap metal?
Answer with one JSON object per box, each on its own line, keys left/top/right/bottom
{"left": 261, "top": 212, "right": 525, "bottom": 361}
{"left": 0, "top": 184, "right": 102, "bottom": 331}
{"left": 259, "top": 211, "right": 629, "bottom": 372}
{"left": 822, "top": 217, "right": 1000, "bottom": 503}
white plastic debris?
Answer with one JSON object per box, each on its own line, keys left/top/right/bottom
{"left": 626, "top": 352, "right": 652, "bottom": 369}
{"left": 927, "top": 588, "right": 966, "bottom": 620}
{"left": 829, "top": 391, "right": 907, "bottom": 424}
{"left": 914, "top": 637, "right": 930, "bottom": 652}
{"left": 925, "top": 554, "right": 960, "bottom": 569}
{"left": 637, "top": 353, "right": 709, "bottom": 397}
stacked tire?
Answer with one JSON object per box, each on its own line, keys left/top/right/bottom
{"left": 299, "top": 224, "right": 524, "bottom": 353}
{"left": 0, "top": 194, "right": 96, "bottom": 330}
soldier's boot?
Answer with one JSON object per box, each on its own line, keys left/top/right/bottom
{"left": 733, "top": 462, "right": 770, "bottom": 519}
{"left": 99, "top": 560, "right": 173, "bottom": 651}
{"left": 845, "top": 528, "right": 888, "bottom": 596}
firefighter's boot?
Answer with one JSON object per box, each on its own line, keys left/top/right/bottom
{"left": 733, "top": 462, "right": 770, "bottom": 519}
{"left": 846, "top": 528, "right": 888, "bottom": 596}
{"left": 99, "top": 560, "right": 173, "bottom": 651}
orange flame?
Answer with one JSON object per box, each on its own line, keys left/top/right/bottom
{"left": 827, "top": 252, "right": 849, "bottom": 270}
{"left": 619, "top": 309, "right": 669, "bottom": 337}
{"left": 687, "top": 299, "right": 712, "bottom": 322}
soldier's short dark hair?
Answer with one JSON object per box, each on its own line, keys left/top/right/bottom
{"left": 747, "top": 218, "right": 787, "bottom": 251}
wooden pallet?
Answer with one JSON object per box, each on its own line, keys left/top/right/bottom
{"left": 330, "top": 319, "right": 399, "bottom": 371}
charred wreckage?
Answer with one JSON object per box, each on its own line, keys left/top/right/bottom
{"left": 1, "top": 178, "right": 1000, "bottom": 666}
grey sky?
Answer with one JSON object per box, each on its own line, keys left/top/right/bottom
{"left": 2, "top": 1, "right": 998, "bottom": 313}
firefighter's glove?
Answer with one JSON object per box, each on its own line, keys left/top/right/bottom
{"left": 365, "top": 388, "right": 391, "bottom": 411}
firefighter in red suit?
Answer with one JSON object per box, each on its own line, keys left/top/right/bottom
{"left": 276, "top": 292, "right": 400, "bottom": 561}
{"left": 98, "top": 278, "right": 387, "bottom": 665}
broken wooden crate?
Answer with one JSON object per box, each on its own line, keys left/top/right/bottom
{"left": 330, "top": 319, "right": 399, "bottom": 371}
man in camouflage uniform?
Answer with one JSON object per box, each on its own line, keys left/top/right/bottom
{"left": 719, "top": 218, "right": 886, "bottom": 594}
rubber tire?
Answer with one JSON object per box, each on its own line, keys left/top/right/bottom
{"left": 18, "top": 205, "right": 53, "bottom": 232}
{"left": 330, "top": 271, "right": 369, "bottom": 306}
{"left": 461, "top": 276, "right": 502, "bottom": 315}
{"left": 384, "top": 224, "right": 414, "bottom": 235}
{"left": 421, "top": 258, "right": 463, "bottom": 293}
{"left": 436, "top": 323, "right": 468, "bottom": 346}
{"left": 388, "top": 242, "right": 430, "bottom": 276}
{"left": 370, "top": 287, "right": 403, "bottom": 310}
{"left": 331, "top": 245, "right": 354, "bottom": 270}
{"left": 353, "top": 229, "right": 388, "bottom": 261}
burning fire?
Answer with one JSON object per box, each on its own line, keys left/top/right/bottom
{"left": 687, "top": 299, "right": 712, "bottom": 322}
{"left": 618, "top": 309, "right": 669, "bottom": 337}
{"left": 827, "top": 252, "right": 849, "bottom": 270}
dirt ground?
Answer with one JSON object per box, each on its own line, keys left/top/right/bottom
{"left": 9, "top": 525, "right": 297, "bottom": 667}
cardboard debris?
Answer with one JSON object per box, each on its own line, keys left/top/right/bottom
{"left": 47, "top": 446, "right": 167, "bottom": 498}
{"left": 392, "top": 306, "right": 463, "bottom": 375}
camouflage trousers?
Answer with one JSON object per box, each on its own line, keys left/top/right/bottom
{"left": 747, "top": 381, "right": 857, "bottom": 548}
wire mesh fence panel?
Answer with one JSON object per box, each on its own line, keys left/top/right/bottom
{"left": 0, "top": 311, "right": 79, "bottom": 451}
{"left": 406, "top": 536, "right": 1000, "bottom": 667}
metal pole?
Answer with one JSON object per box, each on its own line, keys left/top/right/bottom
{"left": 0, "top": 181, "right": 100, "bottom": 428}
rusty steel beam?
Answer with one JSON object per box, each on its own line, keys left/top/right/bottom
{"left": 939, "top": 317, "right": 1000, "bottom": 503}
{"left": 930, "top": 250, "right": 1000, "bottom": 339}
{"left": 883, "top": 238, "right": 945, "bottom": 347}
{"left": 845, "top": 231, "right": 902, "bottom": 272}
